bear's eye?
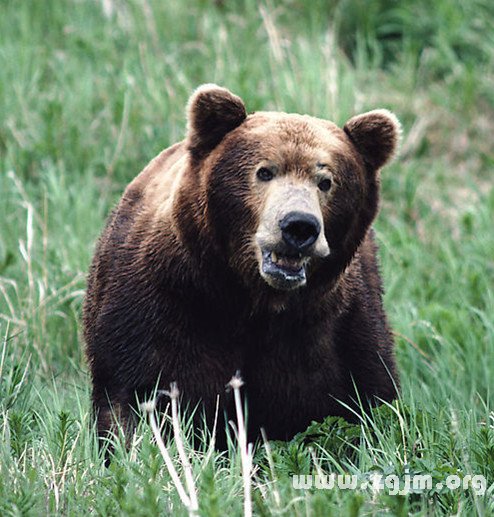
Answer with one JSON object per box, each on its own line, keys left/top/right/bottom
{"left": 318, "top": 178, "right": 332, "bottom": 192}
{"left": 257, "top": 167, "right": 275, "bottom": 182}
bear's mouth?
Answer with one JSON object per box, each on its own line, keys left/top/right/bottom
{"left": 261, "top": 250, "right": 309, "bottom": 290}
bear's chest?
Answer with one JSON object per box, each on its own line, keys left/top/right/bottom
{"left": 239, "top": 315, "right": 352, "bottom": 440}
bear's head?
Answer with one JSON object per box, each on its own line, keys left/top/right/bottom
{"left": 181, "top": 84, "right": 400, "bottom": 294}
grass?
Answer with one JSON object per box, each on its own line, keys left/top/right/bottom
{"left": 1, "top": 0, "right": 493, "bottom": 514}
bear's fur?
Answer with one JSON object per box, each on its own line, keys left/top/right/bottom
{"left": 83, "top": 84, "right": 401, "bottom": 446}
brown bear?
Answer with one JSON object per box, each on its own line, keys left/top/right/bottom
{"left": 83, "top": 84, "right": 401, "bottom": 448}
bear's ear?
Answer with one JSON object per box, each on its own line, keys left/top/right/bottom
{"left": 186, "top": 84, "right": 247, "bottom": 161}
{"left": 343, "top": 109, "right": 401, "bottom": 171}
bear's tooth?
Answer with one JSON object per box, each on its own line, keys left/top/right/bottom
{"left": 271, "top": 251, "right": 278, "bottom": 263}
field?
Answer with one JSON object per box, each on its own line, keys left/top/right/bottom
{"left": 1, "top": 0, "right": 494, "bottom": 515}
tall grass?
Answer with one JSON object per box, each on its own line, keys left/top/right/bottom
{"left": 1, "top": 0, "right": 493, "bottom": 514}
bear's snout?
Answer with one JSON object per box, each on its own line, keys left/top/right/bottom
{"left": 255, "top": 183, "right": 331, "bottom": 290}
{"left": 280, "top": 212, "right": 320, "bottom": 253}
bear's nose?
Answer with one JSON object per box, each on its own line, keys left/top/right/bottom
{"left": 280, "top": 212, "right": 321, "bottom": 253}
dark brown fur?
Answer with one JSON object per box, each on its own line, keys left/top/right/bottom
{"left": 83, "top": 85, "right": 400, "bottom": 448}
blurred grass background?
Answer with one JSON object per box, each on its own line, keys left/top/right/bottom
{"left": 0, "top": 0, "right": 493, "bottom": 515}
